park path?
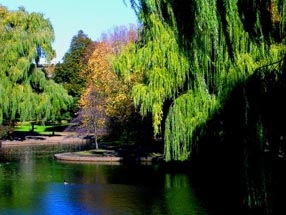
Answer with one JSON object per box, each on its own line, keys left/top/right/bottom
{"left": 1, "top": 132, "right": 87, "bottom": 147}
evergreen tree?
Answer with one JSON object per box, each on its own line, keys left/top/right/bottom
{"left": 53, "top": 30, "right": 95, "bottom": 116}
{"left": 0, "top": 6, "right": 72, "bottom": 125}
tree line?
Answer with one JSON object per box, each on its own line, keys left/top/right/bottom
{"left": 0, "top": 5, "right": 152, "bottom": 147}
{"left": 52, "top": 27, "right": 151, "bottom": 148}
{"left": 1, "top": 0, "right": 286, "bottom": 162}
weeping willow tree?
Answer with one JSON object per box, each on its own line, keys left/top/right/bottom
{"left": 0, "top": 6, "right": 72, "bottom": 126}
{"left": 113, "top": 0, "right": 286, "bottom": 161}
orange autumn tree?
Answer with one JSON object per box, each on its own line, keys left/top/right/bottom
{"left": 79, "top": 41, "right": 112, "bottom": 149}
{"left": 78, "top": 25, "right": 138, "bottom": 148}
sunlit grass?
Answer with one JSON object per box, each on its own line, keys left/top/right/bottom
{"left": 14, "top": 122, "right": 69, "bottom": 134}
{"left": 76, "top": 149, "right": 107, "bottom": 155}
{"left": 14, "top": 125, "right": 51, "bottom": 133}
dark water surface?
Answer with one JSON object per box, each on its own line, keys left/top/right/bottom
{"left": 0, "top": 146, "right": 209, "bottom": 215}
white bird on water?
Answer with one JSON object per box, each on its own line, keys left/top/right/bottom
{"left": 64, "top": 180, "right": 68, "bottom": 185}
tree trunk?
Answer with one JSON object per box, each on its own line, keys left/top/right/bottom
{"left": 31, "top": 122, "right": 35, "bottom": 133}
{"left": 94, "top": 134, "right": 99, "bottom": 150}
{"left": 94, "top": 122, "right": 99, "bottom": 150}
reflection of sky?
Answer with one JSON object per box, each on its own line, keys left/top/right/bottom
{"left": 40, "top": 182, "right": 168, "bottom": 215}
{"left": 42, "top": 183, "right": 96, "bottom": 215}
{"left": 40, "top": 183, "right": 156, "bottom": 215}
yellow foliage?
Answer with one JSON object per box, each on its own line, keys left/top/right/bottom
{"left": 79, "top": 37, "right": 137, "bottom": 133}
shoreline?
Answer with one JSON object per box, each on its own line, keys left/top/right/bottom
{"left": 54, "top": 152, "right": 162, "bottom": 163}
{"left": 1, "top": 133, "right": 163, "bottom": 163}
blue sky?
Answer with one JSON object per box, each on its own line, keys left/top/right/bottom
{"left": 0, "top": 0, "right": 138, "bottom": 63}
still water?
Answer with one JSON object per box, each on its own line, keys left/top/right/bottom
{"left": 0, "top": 146, "right": 209, "bottom": 215}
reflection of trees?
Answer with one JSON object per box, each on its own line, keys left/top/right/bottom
{"left": 75, "top": 164, "right": 162, "bottom": 214}
{"left": 0, "top": 159, "right": 209, "bottom": 214}
{"left": 0, "top": 160, "right": 47, "bottom": 211}
{"left": 163, "top": 173, "right": 208, "bottom": 215}
{"left": 77, "top": 166, "right": 208, "bottom": 214}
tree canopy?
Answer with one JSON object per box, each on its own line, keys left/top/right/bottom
{"left": 0, "top": 6, "right": 72, "bottom": 125}
{"left": 114, "top": 0, "right": 286, "bottom": 161}
{"left": 54, "top": 30, "right": 95, "bottom": 100}
{"left": 78, "top": 25, "right": 140, "bottom": 143}
{"left": 53, "top": 30, "right": 95, "bottom": 118}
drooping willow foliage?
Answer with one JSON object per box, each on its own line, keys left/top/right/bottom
{"left": 0, "top": 6, "right": 72, "bottom": 125}
{"left": 114, "top": 0, "right": 286, "bottom": 161}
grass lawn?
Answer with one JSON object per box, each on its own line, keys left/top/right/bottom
{"left": 14, "top": 122, "right": 70, "bottom": 135}
{"left": 15, "top": 125, "right": 51, "bottom": 133}
{"left": 76, "top": 149, "right": 112, "bottom": 156}
{"left": 75, "top": 144, "right": 163, "bottom": 158}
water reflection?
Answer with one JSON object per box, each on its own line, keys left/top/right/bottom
{"left": 164, "top": 174, "right": 207, "bottom": 215}
{"left": 0, "top": 152, "right": 208, "bottom": 215}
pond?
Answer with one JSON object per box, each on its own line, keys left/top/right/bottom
{"left": 0, "top": 145, "right": 210, "bottom": 215}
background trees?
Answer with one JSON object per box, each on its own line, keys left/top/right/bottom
{"left": 0, "top": 6, "right": 72, "bottom": 128}
{"left": 77, "top": 25, "right": 153, "bottom": 145}
{"left": 53, "top": 30, "right": 96, "bottom": 118}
